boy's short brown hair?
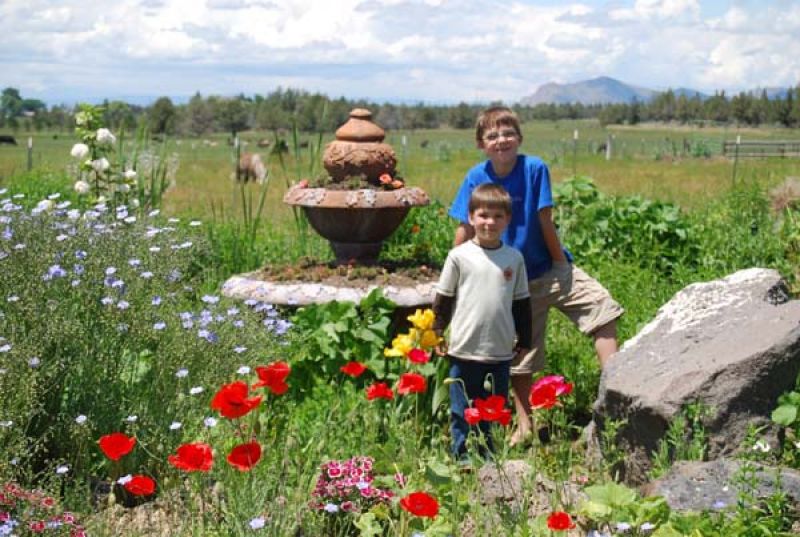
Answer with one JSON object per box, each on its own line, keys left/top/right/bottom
{"left": 468, "top": 183, "right": 512, "bottom": 215}
{"left": 475, "top": 106, "right": 522, "bottom": 144}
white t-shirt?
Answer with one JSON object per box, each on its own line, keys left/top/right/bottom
{"left": 436, "top": 240, "right": 529, "bottom": 362}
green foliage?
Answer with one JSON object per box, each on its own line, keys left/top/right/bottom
{"left": 649, "top": 402, "right": 712, "bottom": 480}
{"left": 289, "top": 289, "right": 396, "bottom": 390}
{"left": 381, "top": 200, "right": 454, "bottom": 266}
{"left": 554, "top": 175, "right": 697, "bottom": 274}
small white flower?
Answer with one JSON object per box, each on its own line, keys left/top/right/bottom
{"left": 148, "top": 209, "right": 161, "bottom": 217}
{"left": 28, "top": 356, "right": 41, "bottom": 368}
{"left": 175, "top": 368, "right": 189, "bottom": 378}
{"left": 323, "top": 503, "right": 339, "bottom": 513}
{"left": 615, "top": 522, "right": 632, "bottom": 533}
{"left": 124, "top": 216, "right": 136, "bottom": 224}
{"left": 149, "top": 246, "right": 161, "bottom": 253}
{"left": 35, "top": 199, "right": 54, "bottom": 212}
{"left": 55, "top": 465, "right": 69, "bottom": 475}
{"left": 123, "top": 169, "right": 137, "bottom": 181}
{"left": 75, "top": 415, "right": 87, "bottom": 425}
{"left": 70, "top": 143, "right": 90, "bottom": 159}
{"left": 0, "top": 420, "right": 13, "bottom": 428}
{"left": 96, "top": 128, "right": 116, "bottom": 145}
{"left": 249, "top": 517, "right": 266, "bottom": 530}
{"left": 189, "top": 220, "right": 202, "bottom": 227}
{"left": 640, "top": 522, "right": 656, "bottom": 533}
{"left": 204, "top": 417, "right": 217, "bottom": 428}
{"left": 234, "top": 346, "right": 247, "bottom": 354}
{"left": 91, "top": 157, "right": 110, "bottom": 173}
{"left": 117, "top": 474, "right": 133, "bottom": 485}
{"left": 169, "top": 421, "right": 182, "bottom": 430}
{"left": 237, "top": 365, "right": 251, "bottom": 375}
{"left": 753, "top": 439, "right": 771, "bottom": 453}
{"left": 117, "top": 183, "right": 131, "bottom": 194}
{"left": 356, "top": 481, "right": 369, "bottom": 490}
{"left": 126, "top": 415, "right": 138, "bottom": 422}
{"left": 189, "top": 386, "right": 204, "bottom": 395}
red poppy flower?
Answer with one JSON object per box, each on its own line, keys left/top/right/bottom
{"left": 226, "top": 441, "right": 262, "bottom": 471}
{"left": 253, "top": 361, "right": 291, "bottom": 395}
{"left": 407, "top": 348, "right": 430, "bottom": 364}
{"left": 98, "top": 433, "right": 136, "bottom": 461}
{"left": 546, "top": 511, "right": 575, "bottom": 530}
{"left": 211, "top": 381, "right": 262, "bottom": 418}
{"left": 399, "top": 491, "right": 439, "bottom": 518}
{"left": 464, "top": 407, "right": 481, "bottom": 426}
{"left": 475, "top": 395, "right": 509, "bottom": 423}
{"left": 396, "top": 373, "right": 427, "bottom": 395}
{"left": 529, "top": 375, "right": 573, "bottom": 410}
{"left": 340, "top": 361, "right": 368, "bottom": 377}
{"left": 123, "top": 475, "right": 156, "bottom": 496}
{"left": 168, "top": 442, "right": 213, "bottom": 472}
{"left": 366, "top": 382, "right": 394, "bottom": 401}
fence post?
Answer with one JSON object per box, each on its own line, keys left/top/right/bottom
{"left": 27, "top": 137, "right": 33, "bottom": 171}
{"left": 572, "top": 129, "right": 578, "bottom": 177}
{"left": 605, "top": 134, "right": 612, "bottom": 161}
{"left": 731, "top": 135, "right": 740, "bottom": 186}
{"left": 234, "top": 135, "right": 240, "bottom": 182}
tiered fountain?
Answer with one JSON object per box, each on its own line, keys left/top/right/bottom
{"left": 222, "top": 109, "right": 437, "bottom": 307}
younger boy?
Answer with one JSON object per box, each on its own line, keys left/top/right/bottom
{"left": 449, "top": 106, "right": 624, "bottom": 446}
{"left": 433, "top": 183, "right": 532, "bottom": 459}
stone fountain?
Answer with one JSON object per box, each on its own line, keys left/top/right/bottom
{"left": 221, "top": 109, "right": 437, "bottom": 307}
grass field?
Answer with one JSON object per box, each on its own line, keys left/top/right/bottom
{"left": 2, "top": 120, "right": 799, "bottom": 229}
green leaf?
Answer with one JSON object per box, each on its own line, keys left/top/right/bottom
{"left": 771, "top": 404, "right": 798, "bottom": 427}
{"left": 424, "top": 458, "right": 453, "bottom": 486}
{"left": 354, "top": 512, "right": 383, "bottom": 537}
{"left": 583, "top": 481, "right": 638, "bottom": 509}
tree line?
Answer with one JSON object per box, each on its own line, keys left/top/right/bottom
{"left": 2, "top": 85, "right": 799, "bottom": 137}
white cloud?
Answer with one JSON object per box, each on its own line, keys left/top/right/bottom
{"left": 1, "top": 0, "right": 798, "bottom": 104}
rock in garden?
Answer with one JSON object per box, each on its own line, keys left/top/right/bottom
{"left": 594, "top": 268, "right": 800, "bottom": 483}
{"left": 642, "top": 459, "right": 800, "bottom": 513}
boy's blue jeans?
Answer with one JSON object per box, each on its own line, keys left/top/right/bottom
{"left": 448, "top": 357, "right": 510, "bottom": 459}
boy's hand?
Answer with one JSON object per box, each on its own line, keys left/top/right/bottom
{"left": 435, "top": 342, "right": 448, "bottom": 357}
{"left": 514, "top": 347, "right": 530, "bottom": 361}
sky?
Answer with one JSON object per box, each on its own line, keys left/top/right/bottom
{"left": 1, "top": 0, "right": 799, "bottom": 107}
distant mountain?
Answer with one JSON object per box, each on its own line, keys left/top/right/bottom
{"left": 519, "top": 77, "right": 708, "bottom": 105}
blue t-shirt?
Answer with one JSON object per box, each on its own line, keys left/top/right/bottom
{"left": 449, "top": 154, "right": 571, "bottom": 280}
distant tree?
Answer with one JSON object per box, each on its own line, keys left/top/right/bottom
{"left": 627, "top": 98, "right": 641, "bottom": 125}
{"left": 148, "top": 96, "right": 176, "bottom": 134}
{"left": 212, "top": 97, "right": 250, "bottom": 139}
{"left": 184, "top": 92, "right": 215, "bottom": 136}
{"left": 448, "top": 102, "right": 474, "bottom": 129}
{"left": 730, "top": 92, "right": 752, "bottom": 125}
{"left": 777, "top": 88, "right": 795, "bottom": 127}
{"left": 1, "top": 87, "right": 22, "bottom": 120}
{"left": 791, "top": 84, "right": 800, "bottom": 127}
{"left": 105, "top": 100, "right": 136, "bottom": 133}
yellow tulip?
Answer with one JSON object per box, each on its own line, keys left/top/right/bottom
{"left": 407, "top": 308, "right": 435, "bottom": 331}
{"left": 420, "top": 329, "right": 441, "bottom": 349}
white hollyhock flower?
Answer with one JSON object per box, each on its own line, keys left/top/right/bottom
{"left": 96, "top": 128, "right": 116, "bottom": 145}
{"left": 91, "top": 157, "right": 110, "bottom": 174}
{"left": 123, "top": 169, "right": 137, "bottom": 181}
{"left": 74, "top": 181, "right": 90, "bottom": 195}
{"left": 70, "top": 143, "right": 90, "bottom": 159}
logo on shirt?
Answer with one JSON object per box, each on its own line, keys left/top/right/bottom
{"left": 503, "top": 267, "right": 513, "bottom": 281}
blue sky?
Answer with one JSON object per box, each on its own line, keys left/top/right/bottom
{"left": 1, "top": 0, "right": 798, "bottom": 106}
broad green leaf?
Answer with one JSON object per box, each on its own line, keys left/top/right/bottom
{"left": 771, "top": 404, "right": 797, "bottom": 426}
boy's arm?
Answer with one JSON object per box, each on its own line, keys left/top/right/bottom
{"left": 432, "top": 293, "right": 454, "bottom": 334}
{"left": 453, "top": 223, "right": 474, "bottom": 246}
{"left": 511, "top": 297, "right": 532, "bottom": 350}
{"left": 538, "top": 207, "right": 567, "bottom": 263}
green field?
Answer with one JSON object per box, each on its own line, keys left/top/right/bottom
{"left": 2, "top": 120, "right": 799, "bottom": 226}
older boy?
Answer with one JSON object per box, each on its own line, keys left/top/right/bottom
{"left": 448, "top": 106, "right": 624, "bottom": 446}
{"left": 433, "top": 183, "right": 532, "bottom": 459}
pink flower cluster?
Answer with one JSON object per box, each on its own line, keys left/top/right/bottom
{"left": 310, "top": 456, "right": 394, "bottom": 513}
{"left": 1, "top": 482, "right": 86, "bottom": 536}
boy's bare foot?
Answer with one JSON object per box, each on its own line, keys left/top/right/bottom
{"left": 509, "top": 425, "right": 533, "bottom": 448}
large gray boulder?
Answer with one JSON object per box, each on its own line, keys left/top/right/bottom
{"left": 594, "top": 268, "right": 800, "bottom": 483}
{"left": 642, "top": 459, "right": 800, "bottom": 512}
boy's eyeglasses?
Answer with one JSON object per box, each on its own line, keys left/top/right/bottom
{"left": 483, "top": 129, "right": 518, "bottom": 142}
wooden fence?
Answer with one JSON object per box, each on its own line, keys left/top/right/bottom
{"left": 722, "top": 140, "right": 800, "bottom": 158}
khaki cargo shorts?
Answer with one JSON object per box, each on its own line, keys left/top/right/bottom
{"left": 511, "top": 261, "right": 624, "bottom": 376}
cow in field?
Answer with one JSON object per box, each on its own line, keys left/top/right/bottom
{"left": 0, "top": 135, "right": 17, "bottom": 146}
{"left": 237, "top": 152, "right": 267, "bottom": 184}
